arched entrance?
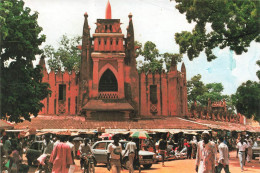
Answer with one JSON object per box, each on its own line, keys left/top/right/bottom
{"left": 98, "top": 69, "right": 118, "bottom": 92}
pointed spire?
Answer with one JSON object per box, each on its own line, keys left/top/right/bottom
{"left": 39, "top": 56, "right": 46, "bottom": 67}
{"left": 105, "top": 0, "right": 111, "bottom": 19}
{"left": 181, "top": 62, "right": 186, "bottom": 72}
{"left": 169, "top": 57, "right": 177, "bottom": 71}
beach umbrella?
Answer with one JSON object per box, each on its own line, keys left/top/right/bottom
{"left": 130, "top": 131, "right": 150, "bottom": 139}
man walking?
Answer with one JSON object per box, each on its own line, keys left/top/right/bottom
{"left": 246, "top": 136, "right": 253, "bottom": 163}
{"left": 79, "top": 138, "right": 92, "bottom": 170}
{"left": 217, "top": 136, "right": 230, "bottom": 173}
{"left": 159, "top": 135, "right": 167, "bottom": 167}
{"left": 196, "top": 130, "right": 217, "bottom": 173}
{"left": 123, "top": 137, "right": 137, "bottom": 173}
{"left": 107, "top": 135, "right": 123, "bottom": 173}
{"left": 237, "top": 136, "right": 248, "bottom": 172}
{"left": 37, "top": 134, "right": 54, "bottom": 172}
{"left": 49, "top": 135, "right": 73, "bottom": 173}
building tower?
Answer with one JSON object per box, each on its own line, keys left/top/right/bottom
{"left": 79, "top": 0, "right": 137, "bottom": 120}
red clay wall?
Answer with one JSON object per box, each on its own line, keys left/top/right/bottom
{"left": 139, "top": 69, "right": 187, "bottom": 117}
{"left": 39, "top": 67, "right": 79, "bottom": 115}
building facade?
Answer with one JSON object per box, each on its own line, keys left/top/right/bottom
{"left": 39, "top": 1, "right": 188, "bottom": 120}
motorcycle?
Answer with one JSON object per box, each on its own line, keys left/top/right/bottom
{"left": 82, "top": 153, "right": 95, "bottom": 173}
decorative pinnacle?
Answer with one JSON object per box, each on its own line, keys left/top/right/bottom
{"left": 128, "top": 13, "right": 133, "bottom": 18}
{"left": 105, "top": 0, "right": 111, "bottom": 19}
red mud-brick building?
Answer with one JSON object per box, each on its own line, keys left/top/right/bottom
{"left": 39, "top": 1, "right": 188, "bottom": 120}
{"left": 12, "top": 1, "right": 259, "bottom": 134}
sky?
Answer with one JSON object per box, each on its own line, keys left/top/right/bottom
{"left": 24, "top": 0, "right": 260, "bottom": 95}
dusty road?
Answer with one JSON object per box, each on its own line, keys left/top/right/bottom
{"left": 28, "top": 151, "right": 259, "bottom": 173}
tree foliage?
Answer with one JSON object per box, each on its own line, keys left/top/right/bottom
{"left": 44, "top": 34, "right": 82, "bottom": 73}
{"left": 1, "top": 0, "right": 50, "bottom": 123}
{"left": 232, "top": 81, "right": 260, "bottom": 122}
{"left": 232, "top": 61, "right": 260, "bottom": 122}
{"left": 187, "top": 74, "right": 207, "bottom": 103}
{"left": 0, "top": 0, "right": 13, "bottom": 42}
{"left": 174, "top": 0, "right": 260, "bottom": 61}
{"left": 137, "top": 41, "right": 182, "bottom": 73}
{"left": 256, "top": 60, "right": 260, "bottom": 80}
{"left": 162, "top": 53, "right": 183, "bottom": 72}
{"left": 187, "top": 74, "right": 229, "bottom": 108}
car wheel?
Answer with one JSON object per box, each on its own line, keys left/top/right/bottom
{"left": 143, "top": 164, "right": 152, "bottom": 169}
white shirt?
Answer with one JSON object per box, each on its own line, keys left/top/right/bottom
{"left": 54, "top": 140, "right": 60, "bottom": 148}
{"left": 107, "top": 143, "right": 122, "bottom": 160}
{"left": 66, "top": 141, "right": 75, "bottom": 156}
{"left": 246, "top": 139, "right": 253, "bottom": 148}
{"left": 218, "top": 142, "right": 229, "bottom": 165}
{"left": 125, "top": 141, "right": 137, "bottom": 153}
{"left": 43, "top": 141, "right": 54, "bottom": 154}
{"left": 237, "top": 142, "right": 248, "bottom": 152}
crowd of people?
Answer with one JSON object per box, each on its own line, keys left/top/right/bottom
{"left": 194, "top": 131, "right": 256, "bottom": 173}
{"left": 0, "top": 129, "right": 258, "bottom": 173}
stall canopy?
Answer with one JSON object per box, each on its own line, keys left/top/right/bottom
{"left": 0, "top": 120, "right": 14, "bottom": 130}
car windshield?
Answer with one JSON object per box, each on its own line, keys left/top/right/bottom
{"left": 253, "top": 141, "right": 260, "bottom": 147}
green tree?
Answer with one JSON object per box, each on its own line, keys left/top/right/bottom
{"left": 174, "top": 0, "right": 260, "bottom": 61}
{"left": 232, "top": 81, "right": 260, "bottom": 122}
{"left": 44, "top": 34, "right": 82, "bottom": 73}
{"left": 197, "top": 83, "right": 225, "bottom": 106}
{"left": 0, "top": 0, "right": 13, "bottom": 45}
{"left": 134, "top": 41, "right": 142, "bottom": 58}
{"left": 187, "top": 74, "right": 207, "bottom": 103}
{"left": 187, "top": 75, "right": 228, "bottom": 107}
{"left": 140, "top": 41, "right": 160, "bottom": 61}
{"left": 137, "top": 41, "right": 182, "bottom": 73}
{"left": 256, "top": 60, "right": 260, "bottom": 80}
{"left": 1, "top": 0, "right": 50, "bottom": 123}
{"left": 162, "top": 53, "right": 182, "bottom": 72}
{"left": 137, "top": 41, "right": 163, "bottom": 73}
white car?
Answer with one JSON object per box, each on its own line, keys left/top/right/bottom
{"left": 92, "top": 140, "right": 157, "bottom": 169}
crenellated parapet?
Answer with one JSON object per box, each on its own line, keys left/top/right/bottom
{"left": 189, "top": 98, "right": 246, "bottom": 124}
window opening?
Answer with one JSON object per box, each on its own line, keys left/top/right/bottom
{"left": 99, "top": 69, "right": 118, "bottom": 92}
{"left": 68, "top": 98, "right": 70, "bottom": 114}
{"left": 75, "top": 96, "right": 78, "bottom": 114}
{"left": 54, "top": 99, "right": 56, "bottom": 114}
{"left": 150, "top": 85, "right": 157, "bottom": 104}
{"left": 59, "top": 84, "right": 66, "bottom": 101}
{"left": 47, "top": 95, "right": 49, "bottom": 114}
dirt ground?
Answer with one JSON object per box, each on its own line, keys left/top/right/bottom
{"left": 27, "top": 151, "right": 259, "bottom": 173}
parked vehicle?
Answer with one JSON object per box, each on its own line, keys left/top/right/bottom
{"left": 91, "top": 140, "right": 157, "bottom": 169}
{"left": 252, "top": 140, "right": 260, "bottom": 159}
{"left": 82, "top": 153, "right": 95, "bottom": 173}
{"left": 25, "top": 141, "right": 44, "bottom": 166}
